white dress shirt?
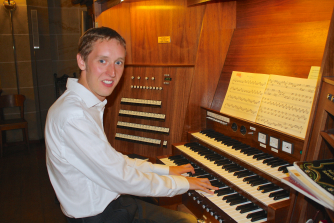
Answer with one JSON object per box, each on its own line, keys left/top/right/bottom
{"left": 45, "top": 78, "right": 189, "bottom": 218}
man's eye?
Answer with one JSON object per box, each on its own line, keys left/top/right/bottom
{"left": 99, "top": 60, "right": 106, "bottom": 64}
{"left": 115, "top": 61, "right": 123, "bottom": 65}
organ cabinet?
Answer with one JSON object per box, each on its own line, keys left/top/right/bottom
{"left": 94, "top": 0, "right": 334, "bottom": 222}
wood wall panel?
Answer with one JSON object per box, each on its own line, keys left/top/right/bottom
{"left": 181, "top": 1, "right": 236, "bottom": 139}
{"left": 95, "top": 3, "right": 133, "bottom": 63}
{"left": 211, "top": 0, "right": 334, "bottom": 111}
{"left": 236, "top": 0, "right": 334, "bottom": 29}
{"left": 129, "top": 0, "right": 205, "bottom": 64}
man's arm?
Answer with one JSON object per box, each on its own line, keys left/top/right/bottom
{"left": 59, "top": 117, "right": 189, "bottom": 197}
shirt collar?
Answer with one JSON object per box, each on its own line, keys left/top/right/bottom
{"left": 66, "top": 78, "right": 107, "bottom": 108}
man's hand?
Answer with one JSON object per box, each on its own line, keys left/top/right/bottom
{"left": 169, "top": 164, "right": 195, "bottom": 176}
{"left": 186, "top": 177, "right": 218, "bottom": 194}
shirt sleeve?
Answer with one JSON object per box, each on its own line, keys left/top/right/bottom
{"left": 60, "top": 116, "right": 189, "bottom": 197}
{"left": 123, "top": 155, "right": 170, "bottom": 176}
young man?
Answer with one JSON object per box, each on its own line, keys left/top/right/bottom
{"left": 45, "top": 27, "right": 217, "bottom": 223}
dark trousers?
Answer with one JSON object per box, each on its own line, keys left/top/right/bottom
{"left": 66, "top": 195, "right": 197, "bottom": 223}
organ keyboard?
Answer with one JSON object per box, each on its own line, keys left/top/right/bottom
{"left": 157, "top": 107, "right": 301, "bottom": 223}
{"left": 191, "top": 130, "right": 290, "bottom": 181}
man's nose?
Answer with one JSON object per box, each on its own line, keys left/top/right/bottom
{"left": 107, "top": 63, "right": 116, "bottom": 77}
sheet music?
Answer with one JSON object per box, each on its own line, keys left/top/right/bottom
{"left": 255, "top": 75, "right": 317, "bottom": 138}
{"left": 308, "top": 66, "right": 320, "bottom": 80}
{"left": 220, "top": 71, "right": 269, "bottom": 122}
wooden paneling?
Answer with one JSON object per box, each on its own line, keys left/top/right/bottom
{"left": 236, "top": 0, "right": 334, "bottom": 29}
{"left": 95, "top": 3, "right": 133, "bottom": 63}
{"left": 211, "top": 0, "right": 334, "bottom": 111}
{"left": 129, "top": 0, "right": 205, "bottom": 64}
{"left": 182, "top": 1, "right": 236, "bottom": 139}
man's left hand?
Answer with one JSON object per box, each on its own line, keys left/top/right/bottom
{"left": 169, "top": 164, "right": 195, "bottom": 176}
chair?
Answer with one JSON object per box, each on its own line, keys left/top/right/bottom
{"left": 0, "top": 94, "right": 29, "bottom": 157}
{"left": 54, "top": 73, "right": 76, "bottom": 99}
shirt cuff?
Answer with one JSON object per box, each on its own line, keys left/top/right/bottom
{"left": 152, "top": 163, "right": 170, "bottom": 175}
{"left": 168, "top": 175, "right": 190, "bottom": 196}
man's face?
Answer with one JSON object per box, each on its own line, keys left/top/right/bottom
{"left": 77, "top": 39, "right": 126, "bottom": 101}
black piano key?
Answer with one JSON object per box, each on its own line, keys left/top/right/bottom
{"left": 204, "top": 153, "right": 217, "bottom": 158}
{"left": 263, "top": 157, "right": 279, "bottom": 164}
{"left": 245, "top": 150, "right": 263, "bottom": 156}
{"left": 230, "top": 197, "right": 248, "bottom": 206}
{"left": 209, "top": 156, "right": 224, "bottom": 162}
{"left": 174, "top": 159, "right": 190, "bottom": 164}
{"left": 217, "top": 188, "right": 235, "bottom": 196}
{"left": 250, "top": 179, "right": 269, "bottom": 187}
{"left": 240, "top": 148, "right": 254, "bottom": 153}
{"left": 234, "top": 170, "right": 254, "bottom": 178}
{"left": 246, "top": 210, "right": 266, "bottom": 219}
{"left": 274, "top": 192, "right": 290, "bottom": 200}
{"left": 254, "top": 154, "right": 273, "bottom": 160}
{"left": 238, "top": 204, "right": 260, "bottom": 214}
{"left": 271, "top": 161, "right": 289, "bottom": 168}
{"left": 250, "top": 211, "right": 267, "bottom": 222}
{"left": 223, "top": 193, "right": 239, "bottom": 201}
{"left": 216, "top": 160, "right": 232, "bottom": 166}
{"left": 198, "top": 151, "right": 213, "bottom": 156}
{"left": 214, "top": 186, "right": 229, "bottom": 194}
{"left": 236, "top": 203, "right": 254, "bottom": 210}
{"left": 168, "top": 155, "right": 184, "bottom": 160}
{"left": 282, "top": 167, "right": 289, "bottom": 173}
{"left": 269, "top": 190, "right": 286, "bottom": 198}
{"left": 257, "top": 183, "right": 275, "bottom": 191}
{"left": 168, "top": 158, "right": 187, "bottom": 163}
{"left": 225, "top": 141, "right": 240, "bottom": 146}
{"left": 265, "top": 158, "right": 282, "bottom": 165}
{"left": 184, "top": 142, "right": 199, "bottom": 147}
{"left": 243, "top": 176, "right": 260, "bottom": 182}
{"left": 232, "top": 144, "right": 251, "bottom": 150}
{"left": 211, "top": 181, "right": 226, "bottom": 188}
{"left": 278, "top": 164, "right": 291, "bottom": 171}
{"left": 262, "top": 186, "right": 280, "bottom": 193}
{"left": 222, "top": 163, "right": 238, "bottom": 170}
{"left": 228, "top": 166, "right": 244, "bottom": 173}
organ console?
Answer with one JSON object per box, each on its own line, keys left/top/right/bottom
{"left": 158, "top": 107, "right": 299, "bottom": 223}
{"left": 94, "top": 0, "right": 334, "bottom": 222}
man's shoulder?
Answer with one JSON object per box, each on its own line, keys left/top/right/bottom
{"left": 48, "top": 91, "right": 86, "bottom": 121}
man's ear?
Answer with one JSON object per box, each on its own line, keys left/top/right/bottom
{"left": 77, "top": 54, "right": 86, "bottom": 71}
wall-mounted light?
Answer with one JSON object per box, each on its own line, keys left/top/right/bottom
{"left": 3, "top": 0, "right": 16, "bottom": 11}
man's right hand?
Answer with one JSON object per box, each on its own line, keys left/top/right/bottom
{"left": 186, "top": 177, "right": 218, "bottom": 194}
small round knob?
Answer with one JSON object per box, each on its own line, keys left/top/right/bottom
{"left": 137, "top": 76, "right": 141, "bottom": 80}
